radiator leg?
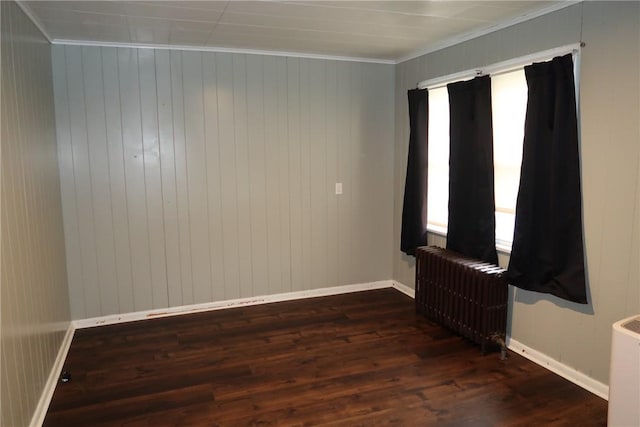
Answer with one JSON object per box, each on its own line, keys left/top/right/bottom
{"left": 490, "top": 334, "right": 508, "bottom": 361}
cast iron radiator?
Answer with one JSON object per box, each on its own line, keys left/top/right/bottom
{"left": 415, "top": 246, "right": 509, "bottom": 354}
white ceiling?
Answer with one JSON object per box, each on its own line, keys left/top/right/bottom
{"left": 22, "top": 1, "right": 568, "bottom": 62}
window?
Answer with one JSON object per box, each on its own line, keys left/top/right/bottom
{"left": 426, "top": 69, "right": 528, "bottom": 251}
{"left": 426, "top": 86, "right": 449, "bottom": 233}
{"left": 491, "top": 69, "right": 527, "bottom": 248}
{"left": 421, "top": 45, "right": 580, "bottom": 253}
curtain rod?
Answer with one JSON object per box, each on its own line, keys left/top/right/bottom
{"left": 417, "top": 42, "right": 584, "bottom": 90}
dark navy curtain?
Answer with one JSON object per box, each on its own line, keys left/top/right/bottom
{"left": 508, "top": 54, "right": 587, "bottom": 304}
{"left": 446, "top": 76, "right": 498, "bottom": 265}
{"left": 401, "top": 89, "right": 429, "bottom": 256}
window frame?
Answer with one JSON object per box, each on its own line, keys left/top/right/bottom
{"left": 418, "top": 44, "right": 582, "bottom": 254}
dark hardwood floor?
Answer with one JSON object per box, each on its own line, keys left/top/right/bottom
{"left": 44, "top": 289, "right": 607, "bottom": 426}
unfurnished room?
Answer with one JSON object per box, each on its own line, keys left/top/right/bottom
{"left": 1, "top": 1, "right": 639, "bottom": 426}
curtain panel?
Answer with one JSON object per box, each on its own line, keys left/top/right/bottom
{"left": 400, "top": 89, "right": 429, "bottom": 256}
{"left": 508, "top": 54, "right": 587, "bottom": 304}
{"left": 446, "top": 76, "right": 498, "bottom": 265}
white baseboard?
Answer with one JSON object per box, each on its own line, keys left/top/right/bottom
{"left": 74, "top": 280, "right": 394, "bottom": 329}
{"left": 391, "top": 280, "right": 415, "bottom": 299}
{"left": 395, "top": 278, "right": 608, "bottom": 400}
{"left": 507, "top": 337, "right": 609, "bottom": 400}
{"left": 40, "top": 280, "right": 607, "bottom": 427}
{"left": 30, "top": 323, "right": 75, "bottom": 427}
{"left": 32, "top": 281, "right": 396, "bottom": 425}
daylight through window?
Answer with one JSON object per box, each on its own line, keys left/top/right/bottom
{"left": 426, "top": 68, "right": 528, "bottom": 250}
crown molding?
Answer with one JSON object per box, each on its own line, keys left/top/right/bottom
{"left": 17, "top": 0, "right": 581, "bottom": 65}
{"left": 15, "top": 0, "right": 52, "bottom": 43}
{"left": 395, "top": 0, "right": 582, "bottom": 64}
{"left": 50, "top": 39, "right": 396, "bottom": 65}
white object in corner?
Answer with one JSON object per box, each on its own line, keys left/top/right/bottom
{"left": 608, "top": 314, "right": 640, "bottom": 427}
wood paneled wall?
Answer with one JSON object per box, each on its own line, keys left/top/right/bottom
{"left": 0, "top": 3, "right": 71, "bottom": 426}
{"left": 52, "top": 46, "right": 395, "bottom": 320}
{"left": 393, "top": 2, "right": 640, "bottom": 385}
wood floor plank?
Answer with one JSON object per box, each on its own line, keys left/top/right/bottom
{"left": 44, "top": 289, "right": 607, "bottom": 426}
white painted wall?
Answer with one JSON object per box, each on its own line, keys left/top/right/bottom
{"left": 52, "top": 46, "right": 396, "bottom": 320}
{"left": 0, "top": 3, "right": 71, "bottom": 426}
{"left": 393, "top": 2, "right": 640, "bottom": 385}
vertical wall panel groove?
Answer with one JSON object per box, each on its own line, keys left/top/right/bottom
{"left": 9, "top": 10, "right": 40, "bottom": 406}
{"left": 216, "top": 53, "right": 240, "bottom": 300}
{"left": 119, "top": 48, "right": 153, "bottom": 311}
{"left": 202, "top": 53, "right": 226, "bottom": 302}
{"left": 299, "top": 59, "right": 311, "bottom": 291}
{"left": 170, "top": 50, "right": 194, "bottom": 306}
{"left": 52, "top": 46, "right": 394, "bottom": 319}
{"left": 200, "top": 51, "right": 214, "bottom": 304}
{"left": 233, "top": 54, "right": 253, "bottom": 298}
{"left": 80, "top": 46, "right": 104, "bottom": 316}
{"left": 105, "top": 47, "right": 136, "bottom": 313}
{"left": 183, "top": 52, "right": 212, "bottom": 305}
{"left": 139, "top": 48, "right": 169, "bottom": 309}
{"left": 1, "top": 3, "right": 71, "bottom": 426}
{"left": 246, "top": 55, "right": 269, "bottom": 297}
{"left": 326, "top": 61, "right": 338, "bottom": 289}
{"left": 287, "top": 57, "right": 301, "bottom": 294}
{"left": 263, "top": 56, "right": 278, "bottom": 295}
{"left": 276, "top": 58, "right": 291, "bottom": 294}
{"left": 155, "top": 50, "right": 176, "bottom": 307}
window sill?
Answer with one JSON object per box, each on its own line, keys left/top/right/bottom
{"left": 495, "top": 241, "right": 512, "bottom": 255}
{"left": 426, "top": 224, "right": 447, "bottom": 238}
{"left": 426, "top": 225, "right": 512, "bottom": 256}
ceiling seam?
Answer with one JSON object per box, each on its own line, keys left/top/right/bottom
{"left": 14, "top": 0, "right": 53, "bottom": 43}
{"left": 205, "top": 0, "right": 231, "bottom": 46}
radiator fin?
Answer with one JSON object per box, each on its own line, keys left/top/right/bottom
{"left": 415, "top": 246, "right": 508, "bottom": 353}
